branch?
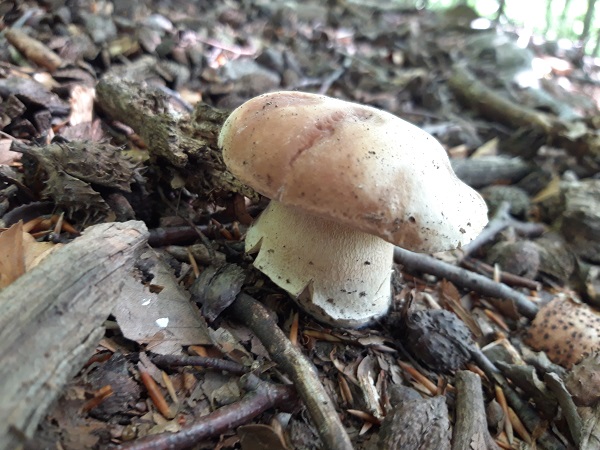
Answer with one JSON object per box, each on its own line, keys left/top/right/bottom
{"left": 228, "top": 293, "right": 354, "bottom": 450}
{"left": 120, "top": 374, "right": 296, "bottom": 450}
{"left": 394, "top": 247, "right": 539, "bottom": 319}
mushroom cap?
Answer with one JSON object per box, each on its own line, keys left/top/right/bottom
{"left": 219, "top": 91, "right": 488, "bottom": 253}
{"left": 525, "top": 297, "right": 600, "bottom": 368}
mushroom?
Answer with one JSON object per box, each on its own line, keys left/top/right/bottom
{"left": 218, "top": 91, "right": 488, "bottom": 327}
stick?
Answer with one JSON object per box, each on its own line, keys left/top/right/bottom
{"left": 452, "top": 370, "right": 500, "bottom": 450}
{"left": 394, "top": 247, "right": 539, "bottom": 319}
{"left": 228, "top": 293, "right": 354, "bottom": 450}
{"left": 120, "top": 374, "right": 295, "bottom": 450}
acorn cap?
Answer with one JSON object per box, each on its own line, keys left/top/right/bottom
{"left": 525, "top": 297, "right": 600, "bottom": 368}
{"left": 219, "top": 91, "right": 488, "bottom": 253}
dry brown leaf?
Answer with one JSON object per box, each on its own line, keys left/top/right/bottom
{"left": 115, "top": 249, "right": 211, "bottom": 355}
{"left": 0, "top": 139, "right": 21, "bottom": 165}
{"left": 22, "top": 232, "right": 60, "bottom": 270}
{"left": 471, "top": 137, "right": 499, "bottom": 157}
{"left": 237, "top": 424, "right": 290, "bottom": 450}
{"left": 0, "top": 221, "right": 25, "bottom": 288}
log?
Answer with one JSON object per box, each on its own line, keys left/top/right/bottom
{"left": 0, "top": 221, "right": 149, "bottom": 450}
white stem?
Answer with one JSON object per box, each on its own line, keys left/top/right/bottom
{"left": 245, "top": 201, "right": 393, "bottom": 328}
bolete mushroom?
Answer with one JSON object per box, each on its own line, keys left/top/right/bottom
{"left": 218, "top": 91, "right": 488, "bottom": 327}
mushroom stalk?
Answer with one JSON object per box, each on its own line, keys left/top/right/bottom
{"left": 246, "top": 201, "right": 394, "bottom": 328}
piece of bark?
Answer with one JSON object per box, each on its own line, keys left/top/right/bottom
{"left": 95, "top": 76, "right": 257, "bottom": 201}
{"left": 378, "top": 395, "right": 451, "bottom": 450}
{"left": 559, "top": 179, "right": 600, "bottom": 264}
{"left": 0, "top": 220, "right": 149, "bottom": 450}
{"left": 451, "top": 370, "right": 500, "bottom": 450}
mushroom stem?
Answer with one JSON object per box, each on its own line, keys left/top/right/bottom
{"left": 246, "top": 201, "right": 394, "bottom": 328}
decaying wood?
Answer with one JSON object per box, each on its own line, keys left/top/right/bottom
{"left": 228, "top": 293, "right": 354, "bottom": 450}
{"left": 0, "top": 221, "right": 149, "bottom": 450}
{"left": 95, "top": 76, "right": 257, "bottom": 201}
{"left": 451, "top": 371, "right": 500, "bottom": 450}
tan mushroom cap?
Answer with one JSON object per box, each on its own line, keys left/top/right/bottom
{"left": 219, "top": 91, "right": 487, "bottom": 253}
{"left": 525, "top": 297, "right": 600, "bottom": 368}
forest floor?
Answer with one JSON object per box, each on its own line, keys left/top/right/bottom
{"left": 1, "top": 1, "right": 600, "bottom": 449}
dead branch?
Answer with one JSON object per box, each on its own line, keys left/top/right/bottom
{"left": 0, "top": 221, "right": 149, "bottom": 450}
{"left": 151, "top": 354, "right": 247, "bottom": 375}
{"left": 448, "top": 63, "right": 557, "bottom": 133}
{"left": 119, "top": 374, "right": 296, "bottom": 450}
{"left": 228, "top": 293, "right": 354, "bottom": 450}
{"left": 460, "top": 258, "right": 541, "bottom": 291}
{"left": 393, "top": 247, "right": 539, "bottom": 319}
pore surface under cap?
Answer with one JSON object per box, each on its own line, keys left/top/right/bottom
{"left": 219, "top": 91, "right": 487, "bottom": 253}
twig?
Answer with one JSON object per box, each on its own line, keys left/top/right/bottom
{"left": 544, "top": 373, "right": 582, "bottom": 447}
{"left": 461, "top": 202, "right": 545, "bottom": 258}
{"left": 452, "top": 370, "right": 500, "bottom": 450}
{"left": 148, "top": 225, "right": 211, "bottom": 247}
{"left": 119, "top": 374, "right": 295, "bottom": 450}
{"left": 228, "top": 293, "right": 353, "bottom": 450}
{"left": 449, "top": 63, "right": 558, "bottom": 133}
{"left": 461, "top": 257, "right": 541, "bottom": 291}
{"left": 150, "top": 354, "right": 247, "bottom": 375}
{"left": 393, "top": 247, "right": 539, "bottom": 319}
{"left": 318, "top": 57, "right": 351, "bottom": 95}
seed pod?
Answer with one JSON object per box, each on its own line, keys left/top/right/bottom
{"left": 565, "top": 351, "right": 600, "bottom": 406}
{"left": 401, "top": 308, "right": 476, "bottom": 373}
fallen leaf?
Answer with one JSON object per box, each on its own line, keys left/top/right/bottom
{"left": 0, "top": 139, "right": 21, "bottom": 165}
{"left": 0, "top": 221, "right": 25, "bottom": 288}
{"left": 22, "top": 231, "right": 60, "bottom": 270}
{"left": 238, "top": 424, "right": 290, "bottom": 450}
{"left": 115, "top": 249, "right": 212, "bottom": 355}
